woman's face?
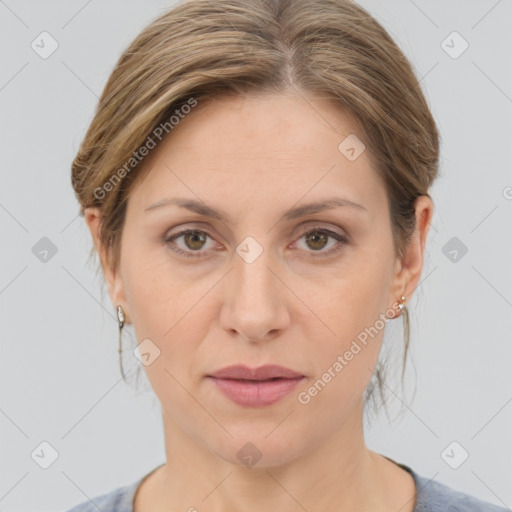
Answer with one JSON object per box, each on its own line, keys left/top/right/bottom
{"left": 89, "top": 92, "right": 430, "bottom": 467}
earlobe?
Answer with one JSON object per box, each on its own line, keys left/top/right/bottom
{"left": 84, "top": 207, "right": 131, "bottom": 324}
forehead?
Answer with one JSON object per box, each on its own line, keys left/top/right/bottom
{"left": 128, "top": 93, "right": 387, "bottom": 218}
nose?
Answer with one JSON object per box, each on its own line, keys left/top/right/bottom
{"left": 219, "top": 245, "right": 290, "bottom": 344}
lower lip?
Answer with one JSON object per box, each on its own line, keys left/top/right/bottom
{"left": 208, "top": 376, "right": 305, "bottom": 407}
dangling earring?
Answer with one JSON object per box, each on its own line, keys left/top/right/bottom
{"left": 117, "top": 305, "right": 126, "bottom": 379}
{"left": 396, "top": 295, "right": 409, "bottom": 329}
{"left": 397, "top": 295, "right": 407, "bottom": 316}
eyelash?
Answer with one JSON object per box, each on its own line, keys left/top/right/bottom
{"left": 164, "top": 226, "right": 349, "bottom": 259}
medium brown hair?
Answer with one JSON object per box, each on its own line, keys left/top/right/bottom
{"left": 71, "top": 0, "right": 440, "bottom": 418}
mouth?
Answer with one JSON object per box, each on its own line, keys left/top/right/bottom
{"left": 206, "top": 365, "right": 306, "bottom": 407}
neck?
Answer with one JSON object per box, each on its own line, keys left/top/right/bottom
{"left": 143, "top": 399, "right": 394, "bottom": 512}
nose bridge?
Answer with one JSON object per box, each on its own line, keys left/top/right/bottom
{"left": 235, "top": 238, "right": 280, "bottom": 308}
{"left": 221, "top": 237, "right": 288, "bottom": 341}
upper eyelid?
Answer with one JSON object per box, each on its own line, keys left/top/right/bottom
{"left": 166, "top": 222, "right": 347, "bottom": 241}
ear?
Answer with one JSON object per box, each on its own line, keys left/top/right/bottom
{"left": 84, "top": 207, "right": 131, "bottom": 324}
{"left": 388, "top": 195, "right": 434, "bottom": 315}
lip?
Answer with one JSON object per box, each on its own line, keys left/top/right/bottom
{"left": 209, "top": 364, "right": 304, "bottom": 380}
{"left": 207, "top": 365, "right": 305, "bottom": 407}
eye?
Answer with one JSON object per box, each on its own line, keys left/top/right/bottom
{"left": 293, "top": 227, "right": 349, "bottom": 257}
{"left": 164, "top": 229, "right": 217, "bottom": 258}
{"left": 164, "top": 226, "right": 349, "bottom": 259}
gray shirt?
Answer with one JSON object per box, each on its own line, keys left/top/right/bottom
{"left": 64, "top": 459, "right": 510, "bottom": 512}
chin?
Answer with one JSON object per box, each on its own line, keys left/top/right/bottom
{"left": 205, "top": 425, "right": 310, "bottom": 470}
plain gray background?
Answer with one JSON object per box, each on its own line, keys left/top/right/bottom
{"left": 1, "top": 0, "right": 511, "bottom": 511}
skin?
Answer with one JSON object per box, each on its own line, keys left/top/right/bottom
{"left": 85, "top": 92, "right": 433, "bottom": 512}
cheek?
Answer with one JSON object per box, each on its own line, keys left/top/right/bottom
{"left": 122, "top": 240, "right": 185, "bottom": 333}
{"left": 121, "top": 250, "right": 212, "bottom": 383}
{"left": 125, "top": 275, "right": 169, "bottom": 338}
{"left": 296, "top": 324, "right": 384, "bottom": 420}
{"left": 298, "top": 258, "right": 391, "bottom": 408}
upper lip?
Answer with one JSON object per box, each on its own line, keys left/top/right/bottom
{"left": 208, "top": 364, "right": 304, "bottom": 381}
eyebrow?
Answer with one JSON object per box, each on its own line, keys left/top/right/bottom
{"left": 144, "top": 196, "right": 368, "bottom": 223}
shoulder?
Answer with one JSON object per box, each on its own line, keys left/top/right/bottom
{"left": 63, "top": 479, "right": 141, "bottom": 512}
{"left": 412, "top": 471, "right": 509, "bottom": 512}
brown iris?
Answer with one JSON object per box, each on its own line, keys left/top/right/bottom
{"left": 305, "top": 231, "right": 328, "bottom": 251}
{"left": 183, "top": 230, "right": 207, "bottom": 250}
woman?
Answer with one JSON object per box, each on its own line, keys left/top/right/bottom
{"left": 65, "top": 0, "right": 508, "bottom": 511}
